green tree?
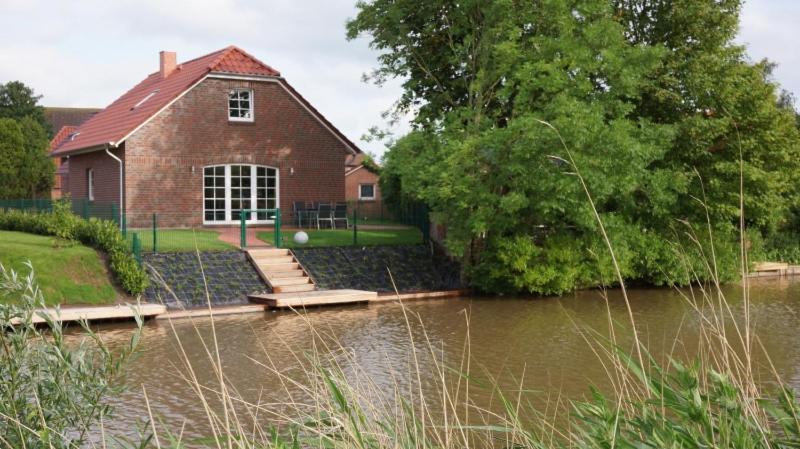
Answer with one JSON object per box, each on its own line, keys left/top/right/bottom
{"left": 0, "top": 81, "right": 50, "bottom": 135}
{"left": 613, "top": 0, "right": 800, "bottom": 234}
{"left": 0, "top": 118, "right": 26, "bottom": 199}
{"left": 0, "top": 117, "right": 53, "bottom": 199}
{"left": 18, "top": 116, "right": 54, "bottom": 198}
{"left": 353, "top": 0, "right": 798, "bottom": 294}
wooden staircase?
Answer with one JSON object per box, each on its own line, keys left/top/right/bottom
{"left": 246, "top": 248, "right": 315, "bottom": 293}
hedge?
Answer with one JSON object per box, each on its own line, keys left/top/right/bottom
{"left": 0, "top": 201, "right": 148, "bottom": 295}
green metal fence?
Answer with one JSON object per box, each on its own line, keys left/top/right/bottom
{"left": 0, "top": 198, "right": 121, "bottom": 227}
{"left": 279, "top": 200, "right": 430, "bottom": 247}
{"left": 239, "top": 209, "right": 282, "bottom": 249}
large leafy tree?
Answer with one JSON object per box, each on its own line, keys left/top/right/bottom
{"left": 0, "top": 117, "right": 53, "bottom": 200}
{"left": 351, "top": 0, "right": 800, "bottom": 293}
{"left": 0, "top": 81, "right": 50, "bottom": 136}
{"left": 613, "top": 0, "right": 800, "bottom": 233}
{"left": 0, "top": 82, "right": 54, "bottom": 199}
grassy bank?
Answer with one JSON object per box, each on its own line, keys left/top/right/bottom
{"left": 126, "top": 228, "right": 234, "bottom": 252}
{"left": 0, "top": 230, "right": 117, "bottom": 305}
{"left": 257, "top": 227, "right": 422, "bottom": 248}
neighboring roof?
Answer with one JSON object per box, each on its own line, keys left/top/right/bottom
{"left": 345, "top": 153, "right": 379, "bottom": 176}
{"left": 52, "top": 45, "right": 361, "bottom": 156}
{"left": 50, "top": 125, "right": 78, "bottom": 153}
{"left": 43, "top": 107, "right": 100, "bottom": 134}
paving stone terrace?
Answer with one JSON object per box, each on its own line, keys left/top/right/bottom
{"left": 143, "top": 251, "right": 268, "bottom": 308}
{"left": 292, "top": 244, "right": 463, "bottom": 293}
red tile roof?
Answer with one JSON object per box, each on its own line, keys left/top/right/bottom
{"left": 50, "top": 125, "right": 78, "bottom": 153}
{"left": 52, "top": 46, "right": 332, "bottom": 156}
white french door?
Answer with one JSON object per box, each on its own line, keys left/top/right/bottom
{"left": 203, "top": 164, "right": 279, "bottom": 224}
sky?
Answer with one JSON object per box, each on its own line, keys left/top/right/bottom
{"left": 0, "top": 0, "right": 796, "bottom": 157}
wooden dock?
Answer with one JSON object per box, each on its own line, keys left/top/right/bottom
{"left": 749, "top": 262, "right": 800, "bottom": 278}
{"left": 249, "top": 289, "right": 378, "bottom": 308}
{"left": 16, "top": 303, "right": 166, "bottom": 325}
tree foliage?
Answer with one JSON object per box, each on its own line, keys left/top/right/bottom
{"left": 0, "top": 81, "right": 50, "bottom": 134}
{"left": 350, "top": 0, "right": 800, "bottom": 294}
{"left": 0, "top": 117, "right": 54, "bottom": 199}
{"left": 0, "top": 81, "right": 54, "bottom": 199}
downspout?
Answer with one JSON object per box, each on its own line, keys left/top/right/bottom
{"left": 104, "top": 144, "right": 124, "bottom": 227}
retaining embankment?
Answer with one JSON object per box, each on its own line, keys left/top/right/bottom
{"left": 143, "top": 244, "right": 463, "bottom": 309}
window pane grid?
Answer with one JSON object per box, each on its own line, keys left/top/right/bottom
{"left": 204, "top": 164, "right": 277, "bottom": 223}
{"left": 228, "top": 89, "right": 253, "bottom": 120}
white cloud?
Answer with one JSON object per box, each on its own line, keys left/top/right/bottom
{"left": 737, "top": 0, "right": 800, "bottom": 101}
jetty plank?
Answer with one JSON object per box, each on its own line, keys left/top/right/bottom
{"left": 16, "top": 303, "right": 167, "bottom": 324}
{"left": 249, "top": 289, "right": 378, "bottom": 308}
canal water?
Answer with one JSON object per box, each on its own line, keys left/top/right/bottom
{"left": 91, "top": 278, "right": 800, "bottom": 441}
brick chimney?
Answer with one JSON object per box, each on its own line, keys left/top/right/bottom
{"left": 159, "top": 51, "right": 177, "bottom": 78}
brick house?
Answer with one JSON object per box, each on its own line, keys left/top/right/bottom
{"left": 344, "top": 153, "right": 381, "bottom": 203}
{"left": 51, "top": 46, "right": 360, "bottom": 227}
{"left": 44, "top": 107, "right": 101, "bottom": 198}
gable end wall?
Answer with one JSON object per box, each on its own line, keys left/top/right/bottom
{"left": 123, "top": 77, "right": 349, "bottom": 227}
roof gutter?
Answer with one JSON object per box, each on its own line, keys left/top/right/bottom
{"left": 104, "top": 144, "right": 124, "bottom": 227}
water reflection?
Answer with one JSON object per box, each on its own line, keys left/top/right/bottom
{"left": 83, "top": 278, "right": 800, "bottom": 440}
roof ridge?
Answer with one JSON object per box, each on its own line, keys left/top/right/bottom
{"left": 208, "top": 45, "right": 281, "bottom": 76}
{"left": 208, "top": 45, "right": 237, "bottom": 70}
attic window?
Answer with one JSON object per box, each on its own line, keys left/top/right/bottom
{"left": 131, "top": 90, "right": 159, "bottom": 110}
{"left": 228, "top": 89, "right": 253, "bottom": 122}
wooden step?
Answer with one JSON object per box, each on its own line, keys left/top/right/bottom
{"left": 251, "top": 255, "right": 295, "bottom": 264}
{"left": 258, "top": 262, "right": 300, "bottom": 271}
{"left": 267, "top": 270, "right": 306, "bottom": 278}
{"left": 269, "top": 277, "right": 312, "bottom": 287}
{"left": 247, "top": 249, "right": 290, "bottom": 258}
{"left": 249, "top": 289, "right": 378, "bottom": 308}
{"left": 274, "top": 283, "right": 316, "bottom": 293}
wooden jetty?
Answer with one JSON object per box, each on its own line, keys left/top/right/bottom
{"left": 17, "top": 303, "right": 166, "bottom": 325}
{"left": 249, "top": 289, "right": 378, "bottom": 308}
{"left": 749, "top": 262, "right": 800, "bottom": 278}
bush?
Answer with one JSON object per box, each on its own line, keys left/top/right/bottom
{"left": 0, "top": 263, "right": 141, "bottom": 448}
{"left": 0, "top": 201, "right": 148, "bottom": 295}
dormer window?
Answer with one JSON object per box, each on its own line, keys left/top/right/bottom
{"left": 228, "top": 89, "right": 253, "bottom": 122}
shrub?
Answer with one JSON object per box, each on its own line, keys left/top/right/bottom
{"left": 0, "top": 201, "right": 148, "bottom": 295}
{"left": 0, "top": 263, "right": 141, "bottom": 448}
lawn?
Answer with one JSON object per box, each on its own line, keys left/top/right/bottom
{"left": 0, "top": 231, "right": 117, "bottom": 305}
{"left": 126, "top": 228, "right": 234, "bottom": 252}
{"left": 257, "top": 228, "right": 422, "bottom": 248}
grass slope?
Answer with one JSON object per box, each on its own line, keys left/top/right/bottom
{"left": 257, "top": 228, "right": 422, "bottom": 248}
{"left": 0, "top": 231, "right": 117, "bottom": 305}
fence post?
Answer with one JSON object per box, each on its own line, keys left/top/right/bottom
{"left": 132, "top": 234, "right": 142, "bottom": 265}
{"left": 353, "top": 208, "right": 358, "bottom": 246}
{"left": 274, "top": 209, "right": 282, "bottom": 248}
{"left": 152, "top": 213, "right": 157, "bottom": 253}
{"left": 240, "top": 211, "right": 247, "bottom": 249}
{"left": 111, "top": 203, "right": 118, "bottom": 226}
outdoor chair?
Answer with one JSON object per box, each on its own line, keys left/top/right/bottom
{"left": 304, "top": 201, "right": 318, "bottom": 228}
{"left": 317, "top": 203, "right": 334, "bottom": 229}
{"left": 333, "top": 202, "right": 349, "bottom": 229}
{"left": 292, "top": 201, "right": 306, "bottom": 227}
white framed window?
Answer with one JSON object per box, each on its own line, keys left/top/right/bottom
{"left": 203, "top": 164, "right": 278, "bottom": 224}
{"left": 228, "top": 89, "right": 254, "bottom": 122}
{"left": 87, "top": 168, "right": 95, "bottom": 201}
{"left": 359, "top": 183, "right": 375, "bottom": 200}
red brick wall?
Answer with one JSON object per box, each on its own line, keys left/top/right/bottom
{"left": 345, "top": 167, "right": 381, "bottom": 202}
{"left": 123, "top": 77, "right": 351, "bottom": 227}
{"left": 66, "top": 146, "right": 124, "bottom": 207}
